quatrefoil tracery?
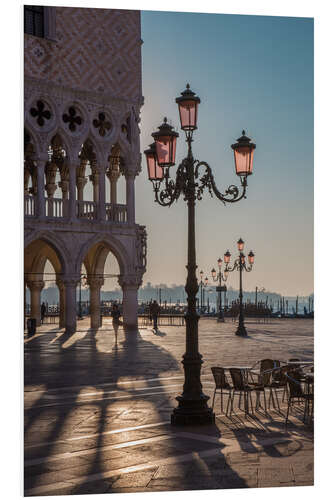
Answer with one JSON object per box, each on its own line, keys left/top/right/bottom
{"left": 30, "top": 100, "right": 51, "bottom": 127}
{"left": 93, "top": 112, "right": 112, "bottom": 137}
{"left": 62, "top": 106, "right": 83, "bottom": 132}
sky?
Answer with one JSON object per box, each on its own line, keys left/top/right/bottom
{"left": 134, "top": 10, "right": 313, "bottom": 296}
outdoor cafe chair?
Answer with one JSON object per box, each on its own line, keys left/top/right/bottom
{"left": 270, "top": 360, "right": 288, "bottom": 404}
{"left": 229, "top": 368, "right": 258, "bottom": 416}
{"left": 211, "top": 367, "right": 232, "bottom": 415}
{"left": 248, "top": 359, "right": 275, "bottom": 412}
{"left": 285, "top": 372, "right": 314, "bottom": 428}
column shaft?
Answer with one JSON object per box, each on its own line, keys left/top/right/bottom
{"left": 63, "top": 279, "right": 78, "bottom": 334}
{"left": 99, "top": 169, "right": 106, "bottom": 221}
{"left": 126, "top": 174, "right": 135, "bottom": 224}
{"left": 68, "top": 166, "right": 76, "bottom": 220}
{"left": 36, "top": 160, "right": 45, "bottom": 218}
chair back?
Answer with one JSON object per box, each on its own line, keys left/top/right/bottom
{"left": 229, "top": 368, "right": 247, "bottom": 391}
{"left": 286, "top": 373, "right": 304, "bottom": 398}
{"left": 260, "top": 359, "right": 274, "bottom": 385}
{"left": 272, "top": 360, "right": 287, "bottom": 384}
{"left": 211, "top": 367, "right": 229, "bottom": 389}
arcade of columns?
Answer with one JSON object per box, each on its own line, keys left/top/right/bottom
{"left": 24, "top": 89, "right": 147, "bottom": 335}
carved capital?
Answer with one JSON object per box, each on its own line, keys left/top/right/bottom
{"left": 118, "top": 274, "right": 141, "bottom": 289}
{"left": 76, "top": 176, "right": 87, "bottom": 189}
{"left": 87, "top": 277, "right": 104, "bottom": 289}
{"left": 26, "top": 280, "right": 45, "bottom": 292}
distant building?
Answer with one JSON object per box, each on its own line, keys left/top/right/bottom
{"left": 24, "top": 6, "right": 146, "bottom": 332}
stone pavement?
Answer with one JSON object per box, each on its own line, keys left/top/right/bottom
{"left": 24, "top": 318, "right": 314, "bottom": 495}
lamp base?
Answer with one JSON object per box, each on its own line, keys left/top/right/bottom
{"left": 235, "top": 324, "right": 248, "bottom": 337}
{"left": 171, "top": 395, "right": 215, "bottom": 425}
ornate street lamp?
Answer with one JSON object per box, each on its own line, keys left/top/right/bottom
{"left": 145, "top": 84, "right": 256, "bottom": 425}
{"left": 211, "top": 258, "right": 228, "bottom": 322}
{"left": 224, "top": 240, "right": 255, "bottom": 337}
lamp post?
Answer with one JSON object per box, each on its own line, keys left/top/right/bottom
{"left": 211, "top": 258, "right": 228, "bottom": 322}
{"left": 199, "top": 271, "right": 208, "bottom": 312}
{"left": 78, "top": 274, "right": 87, "bottom": 320}
{"left": 224, "top": 239, "right": 255, "bottom": 337}
{"left": 144, "top": 84, "right": 256, "bottom": 425}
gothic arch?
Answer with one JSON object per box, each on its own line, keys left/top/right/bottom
{"left": 24, "top": 231, "right": 72, "bottom": 276}
{"left": 76, "top": 233, "right": 131, "bottom": 277}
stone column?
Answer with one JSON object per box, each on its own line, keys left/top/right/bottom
{"left": 98, "top": 167, "right": 106, "bottom": 221}
{"left": 68, "top": 165, "right": 77, "bottom": 220}
{"left": 125, "top": 172, "right": 135, "bottom": 224}
{"left": 62, "top": 277, "right": 79, "bottom": 335}
{"left": 56, "top": 279, "right": 66, "bottom": 328}
{"left": 26, "top": 280, "right": 44, "bottom": 326}
{"left": 88, "top": 277, "right": 104, "bottom": 329}
{"left": 76, "top": 177, "right": 87, "bottom": 202}
{"left": 36, "top": 159, "right": 46, "bottom": 218}
{"left": 107, "top": 169, "right": 120, "bottom": 204}
{"left": 90, "top": 171, "right": 99, "bottom": 203}
{"left": 58, "top": 180, "right": 69, "bottom": 217}
{"left": 119, "top": 276, "right": 140, "bottom": 330}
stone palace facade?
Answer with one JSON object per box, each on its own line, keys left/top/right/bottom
{"left": 24, "top": 6, "right": 146, "bottom": 333}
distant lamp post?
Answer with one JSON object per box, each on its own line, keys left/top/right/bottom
{"left": 211, "top": 258, "right": 228, "bottom": 322}
{"left": 224, "top": 240, "right": 255, "bottom": 336}
{"left": 145, "top": 84, "right": 256, "bottom": 425}
{"left": 199, "top": 271, "right": 209, "bottom": 312}
{"left": 78, "top": 274, "right": 87, "bottom": 319}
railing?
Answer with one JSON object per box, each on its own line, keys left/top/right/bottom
{"left": 77, "top": 200, "right": 97, "bottom": 220}
{"left": 45, "top": 197, "right": 64, "bottom": 218}
{"left": 24, "top": 195, "right": 35, "bottom": 217}
{"left": 106, "top": 203, "right": 127, "bottom": 223}
{"left": 138, "top": 314, "right": 185, "bottom": 326}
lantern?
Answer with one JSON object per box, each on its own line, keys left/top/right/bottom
{"left": 151, "top": 118, "right": 179, "bottom": 167}
{"left": 144, "top": 143, "right": 164, "bottom": 181}
{"left": 217, "top": 258, "right": 223, "bottom": 268}
{"left": 204, "top": 276, "right": 209, "bottom": 286}
{"left": 224, "top": 250, "right": 231, "bottom": 264}
{"left": 248, "top": 251, "right": 255, "bottom": 265}
{"left": 211, "top": 268, "right": 217, "bottom": 279}
{"left": 231, "top": 130, "right": 256, "bottom": 177}
{"left": 175, "top": 83, "right": 200, "bottom": 131}
{"left": 237, "top": 238, "right": 244, "bottom": 252}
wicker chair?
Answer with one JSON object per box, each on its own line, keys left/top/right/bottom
{"left": 285, "top": 372, "right": 314, "bottom": 427}
{"left": 211, "top": 367, "right": 232, "bottom": 415}
{"left": 229, "top": 368, "right": 257, "bottom": 416}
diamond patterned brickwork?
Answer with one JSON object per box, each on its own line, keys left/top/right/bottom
{"left": 24, "top": 7, "right": 142, "bottom": 102}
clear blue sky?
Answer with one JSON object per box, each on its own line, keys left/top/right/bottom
{"left": 135, "top": 10, "right": 313, "bottom": 296}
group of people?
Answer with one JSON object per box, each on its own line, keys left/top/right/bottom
{"left": 39, "top": 299, "right": 161, "bottom": 335}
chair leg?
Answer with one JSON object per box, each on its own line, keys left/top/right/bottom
{"left": 221, "top": 389, "right": 223, "bottom": 414}
{"left": 249, "top": 392, "right": 254, "bottom": 413}
{"left": 226, "top": 391, "right": 231, "bottom": 416}
{"left": 212, "top": 389, "right": 216, "bottom": 409}
{"left": 263, "top": 389, "right": 267, "bottom": 413}
{"left": 274, "top": 389, "right": 281, "bottom": 412}
{"left": 285, "top": 399, "right": 290, "bottom": 428}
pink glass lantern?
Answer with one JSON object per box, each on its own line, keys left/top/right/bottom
{"left": 217, "top": 258, "right": 223, "bottom": 268}
{"left": 224, "top": 250, "right": 231, "bottom": 264}
{"left": 175, "top": 84, "right": 200, "bottom": 131}
{"left": 151, "top": 118, "right": 179, "bottom": 167}
{"left": 211, "top": 268, "right": 217, "bottom": 279}
{"left": 231, "top": 130, "right": 256, "bottom": 177}
{"left": 204, "top": 276, "right": 209, "bottom": 286}
{"left": 144, "top": 143, "right": 164, "bottom": 181}
{"left": 248, "top": 251, "right": 255, "bottom": 265}
{"left": 237, "top": 238, "right": 244, "bottom": 252}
